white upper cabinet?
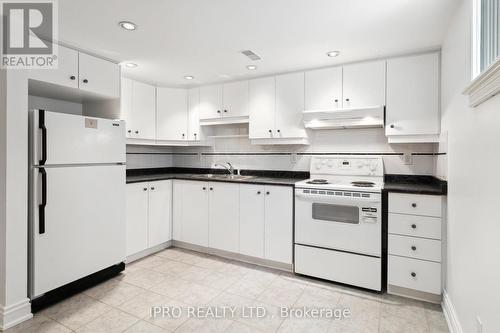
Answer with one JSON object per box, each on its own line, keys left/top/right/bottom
{"left": 199, "top": 85, "right": 223, "bottom": 119}
{"left": 121, "top": 78, "right": 156, "bottom": 140}
{"left": 78, "top": 52, "right": 120, "bottom": 98}
{"left": 386, "top": 53, "right": 440, "bottom": 140}
{"left": 156, "top": 87, "right": 188, "bottom": 141}
{"left": 305, "top": 67, "right": 343, "bottom": 110}
{"left": 222, "top": 81, "right": 249, "bottom": 117}
{"left": 187, "top": 88, "right": 202, "bottom": 141}
{"left": 30, "top": 45, "right": 79, "bottom": 89}
{"left": 342, "top": 60, "right": 386, "bottom": 108}
{"left": 249, "top": 76, "right": 276, "bottom": 139}
{"left": 275, "top": 72, "right": 307, "bottom": 138}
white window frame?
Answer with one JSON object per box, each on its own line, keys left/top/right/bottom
{"left": 464, "top": 0, "right": 500, "bottom": 107}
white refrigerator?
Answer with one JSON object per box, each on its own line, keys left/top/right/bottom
{"left": 29, "top": 109, "right": 126, "bottom": 299}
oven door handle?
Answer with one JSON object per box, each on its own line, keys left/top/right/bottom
{"left": 295, "top": 192, "right": 380, "bottom": 205}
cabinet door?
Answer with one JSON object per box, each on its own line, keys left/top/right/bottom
{"left": 181, "top": 181, "right": 209, "bottom": 246}
{"left": 148, "top": 180, "right": 172, "bottom": 247}
{"left": 239, "top": 185, "right": 265, "bottom": 258}
{"left": 126, "top": 183, "right": 149, "bottom": 256}
{"left": 222, "top": 81, "right": 249, "bottom": 117}
{"left": 275, "top": 73, "right": 307, "bottom": 138}
{"left": 386, "top": 53, "right": 440, "bottom": 136}
{"left": 208, "top": 182, "right": 240, "bottom": 252}
{"left": 342, "top": 60, "right": 386, "bottom": 108}
{"left": 249, "top": 77, "right": 276, "bottom": 139}
{"left": 305, "top": 67, "right": 342, "bottom": 110}
{"left": 199, "top": 85, "right": 222, "bottom": 119}
{"left": 78, "top": 52, "right": 120, "bottom": 98}
{"left": 30, "top": 45, "right": 79, "bottom": 89}
{"left": 120, "top": 78, "right": 135, "bottom": 139}
{"left": 156, "top": 87, "right": 188, "bottom": 141}
{"left": 132, "top": 81, "right": 156, "bottom": 140}
{"left": 187, "top": 88, "right": 201, "bottom": 140}
{"left": 264, "top": 186, "right": 293, "bottom": 264}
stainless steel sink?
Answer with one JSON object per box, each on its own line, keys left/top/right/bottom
{"left": 196, "top": 174, "right": 255, "bottom": 180}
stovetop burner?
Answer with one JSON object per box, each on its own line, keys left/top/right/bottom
{"left": 306, "top": 179, "right": 330, "bottom": 185}
{"left": 351, "top": 181, "right": 376, "bottom": 188}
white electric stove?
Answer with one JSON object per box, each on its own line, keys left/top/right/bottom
{"left": 294, "top": 156, "right": 384, "bottom": 291}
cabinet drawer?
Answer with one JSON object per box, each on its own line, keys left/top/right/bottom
{"left": 388, "top": 255, "right": 441, "bottom": 295}
{"left": 389, "top": 193, "right": 442, "bottom": 217}
{"left": 389, "top": 234, "right": 441, "bottom": 262}
{"left": 388, "top": 213, "right": 441, "bottom": 239}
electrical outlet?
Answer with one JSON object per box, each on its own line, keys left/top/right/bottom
{"left": 290, "top": 153, "right": 298, "bottom": 165}
{"left": 403, "top": 152, "right": 413, "bottom": 165}
{"left": 476, "top": 316, "right": 483, "bottom": 333}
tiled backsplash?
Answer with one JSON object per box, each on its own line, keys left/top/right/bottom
{"left": 127, "top": 127, "right": 442, "bottom": 175}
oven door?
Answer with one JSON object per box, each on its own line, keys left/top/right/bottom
{"left": 294, "top": 189, "right": 381, "bottom": 256}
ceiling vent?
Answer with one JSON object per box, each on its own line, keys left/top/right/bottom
{"left": 241, "top": 50, "right": 261, "bottom": 61}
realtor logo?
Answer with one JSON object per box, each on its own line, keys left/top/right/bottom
{"left": 1, "top": 0, "right": 58, "bottom": 68}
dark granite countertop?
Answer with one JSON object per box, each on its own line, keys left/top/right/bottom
{"left": 126, "top": 167, "right": 309, "bottom": 187}
{"left": 383, "top": 174, "right": 447, "bottom": 195}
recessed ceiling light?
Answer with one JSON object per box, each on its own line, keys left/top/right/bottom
{"left": 184, "top": 75, "right": 194, "bottom": 80}
{"left": 246, "top": 65, "right": 257, "bottom": 70}
{"left": 326, "top": 51, "right": 340, "bottom": 57}
{"left": 124, "top": 62, "right": 138, "bottom": 68}
{"left": 119, "top": 21, "right": 137, "bottom": 31}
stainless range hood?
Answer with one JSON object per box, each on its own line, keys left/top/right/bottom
{"left": 302, "top": 106, "right": 384, "bottom": 129}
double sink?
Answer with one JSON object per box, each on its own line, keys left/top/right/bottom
{"left": 192, "top": 174, "right": 255, "bottom": 181}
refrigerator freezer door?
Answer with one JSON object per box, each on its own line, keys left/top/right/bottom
{"left": 30, "top": 165, "right": 126, "bottom": 298}
{"left": 32, "top": 110, "right": 126, "bottom": 166}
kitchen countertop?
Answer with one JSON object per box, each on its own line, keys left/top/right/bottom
{"left": 126, "top": 167, "right": 309, "bottom": 187}
{"left": 383, "top": 174, "right": 447, "bottom": 195}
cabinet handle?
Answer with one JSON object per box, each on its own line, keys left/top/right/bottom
{"left": 127, "top": 130, "right": 132, "bottom": 133}
{"left": 209, "top": 187, "right": 213, "bottom": 191}
{"left": 151, "top": 187, "right": 155, "bottom": 190}
{"left": 70, "top": 75, "right": 76, "bottom": 80}
{"left": 257, "top": 191, "right": 261, "bottom": 194}
{"left": 277, "top": 129, "right": 281, "bottom": 133}
{"left": 345, "top": 98, "right": 350, "bottom": 102}
{"left": 390, "top": 124, "right": 395, "bottom": 129}
{"left": 202, "top": 187, "right": 206, "bottom": 190}
{"left": 411, "top": 245, "right": 417, "bottom": 251}
{"left": 411, "top": 272, "right": 417, "bottom": 278}
{"left": 194, "top": 133, "right": 197, "bottom": 138}
{"left": 135, "top": 130, "right": 139, "bottom": 134}
{"left": 82, "top": 79, "right": 89, "bottom": 84}
{"left": 143, "top": 188, "right": 148, "bottom": 191}
{"left": 223, "top": 109, "right": 228, "bottom": 113}
{"left": 411, "top": 224, "right": 417, "bottom": 229}
{"left": 268, "top": 129, "right": 272, "bottom": 133}
{"left": 411, "top": 203, "right": 417, "bottom": 208}
{"left": 266, "top": 191, "right": 270, "bottom": 195}
{"left": 217, "top": 110, "right": 221, "bottom": 114}
{"left": 182, "top": 133, "right": 185, "bottom": 138}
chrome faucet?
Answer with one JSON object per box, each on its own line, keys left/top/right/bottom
{"left": 214, "top": 161, "right": 235, "bottom": 176}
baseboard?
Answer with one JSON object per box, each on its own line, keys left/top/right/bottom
{"left": 0, "top": 298, "right": 32, "bottom": 330}
{"left": 442, "top": 289, "right": 463, "bottom": 333}
{"left": 126, "top": 241, "right": 172, "bottom": 264}
{"left": 172, "top": 240, "right": 293, "bottom": 272}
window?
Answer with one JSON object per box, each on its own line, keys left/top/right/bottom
{"left": 473, "top": 0, "right": 500, "bottom": 77}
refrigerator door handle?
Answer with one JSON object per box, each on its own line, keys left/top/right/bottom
{"left": 38, "top": 109, "right": 47, "bottom": 165}
{"left": 39, "top": 168, "right": 47, "bottom": 234}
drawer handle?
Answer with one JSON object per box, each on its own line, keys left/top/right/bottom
{"left": 411, "top": 203, "right": 417, "bottom": 208}
{"left": 202, "top": 187, "right": 206, "bottom": 190}
{"left": 143, "top": 188, "right": 148, "bottom": 191}
{"left": 411, "top": 272, "right": 417, "bottom": 278}
{"left": 257, "top": 191, "right": 261, "bottom": 194}
{"left": 411, "top": 224, "right": 417, "bottom": 229}
{"left": 411, "top": 245, "right": 417, "bottom": 251}
{"left": 151, "top": 187, "right": 155, "bottom": 190}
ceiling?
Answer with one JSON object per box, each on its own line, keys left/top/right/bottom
{"left": 59, "top": 0, "right": 459, "bottom": 87}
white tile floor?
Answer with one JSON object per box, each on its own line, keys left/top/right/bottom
{"left": 8, "top": 248, "right": 450, "bottom": 333}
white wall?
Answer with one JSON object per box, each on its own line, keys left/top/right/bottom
{"left": 28, "top": 96, "right": 83, "bottom": 115}
{"left": 439, "top": 1, "right": 500, "bottom": 332}
{"left": 172, "top": 125, "right": 438, "bottom": 174}
{"left": 126, "top": 145, "right": 174, "bottom": 169}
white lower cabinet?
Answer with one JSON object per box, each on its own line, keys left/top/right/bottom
{"left": 388, "top": 193, "right": 444, "bottom": 301}
{"left": 264, "top": 186, "right": 293, "bottom": 264}
{"left": 239, "top": 185, "right": 266, "bottom": 258}
{"left": 209, "top": 182, "right": 240, "bottom": 252}
{"left": 173, "top": 180, "right": 293, "bottom": 265}
{"left": 126, "top": 180, "right": 172, "bottom": 257}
